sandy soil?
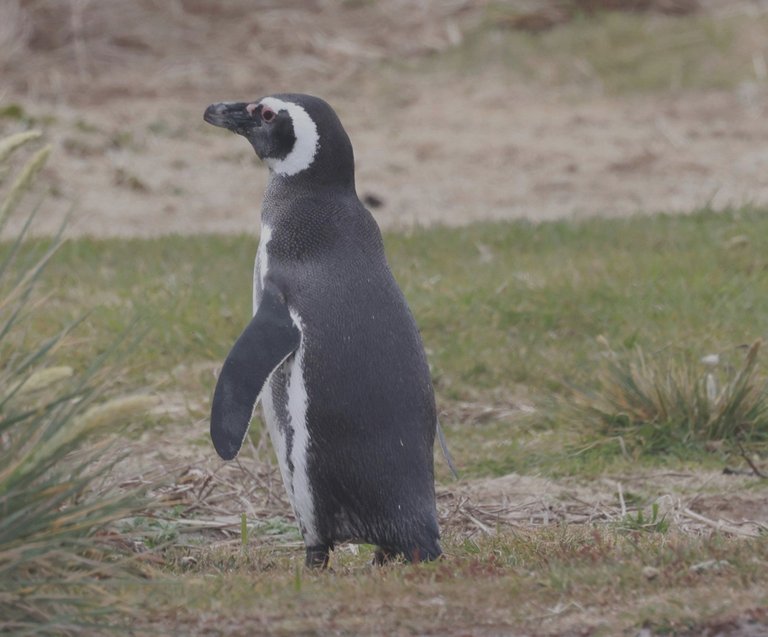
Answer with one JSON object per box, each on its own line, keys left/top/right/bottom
{"left": 4, "top": 77, "right": 768, "bottom": 238}
{"left": 2, "top": 1, "right": 768, "bottom": 237}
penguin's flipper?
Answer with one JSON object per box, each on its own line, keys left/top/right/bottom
{"left": 210, "top": 283, "right": 301, "bottom": 460}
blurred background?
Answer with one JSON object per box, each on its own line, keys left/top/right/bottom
{"left": 1, "top": 0, "right": 768, "bottom": 237}
{"left": 7, "top": 5, "right": 768, "bottom": 634}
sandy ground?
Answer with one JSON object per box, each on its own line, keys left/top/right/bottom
{"left": 4, "top": 77, "right": 768, "bottom": 238}
{"left": 2, "top": 1, "right": 768, "bottom": 237}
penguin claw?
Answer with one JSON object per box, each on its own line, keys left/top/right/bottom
{"left": 373, "top": 547, "right": 397, "bottom": 566}
{"left": 305, "top": 545, "right": 331, "bottom": 569}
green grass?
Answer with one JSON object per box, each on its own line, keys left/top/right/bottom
{"left": 28, "top": 208, "right": 768, "bottom": 392}
{"left": 418, "top": 9, "right": 767, "bottom": 94}
{"left": 572, "top": 339, "right": 768, "bottom": 459}
{"left": 14, "top": 207, "right": 768, "bottom": 476}
{"left": 136, "top": 529, "right": 768, "bottom": 635}
{"left": 8, "top": 208, "right": 768, "bottom": 634}
{"left": 0, "top": 132, "right": 154, "bottom": 636}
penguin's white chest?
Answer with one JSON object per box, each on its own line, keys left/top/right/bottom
{"left": 254, "top": 227, "right": 317, "bottom": 545}
{"left": 253, "top": 225, "right": 271, "bottom": 313}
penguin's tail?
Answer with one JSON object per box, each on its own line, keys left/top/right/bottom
{"left": 436, "top": 417, "right": 459, "bottom": 479}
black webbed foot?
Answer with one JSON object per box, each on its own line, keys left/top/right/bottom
{"left": 305, "top": 544, "right": 331, "bottom": 568}
{"left": 373, "top": 546, "right": 398, "bottom": 566}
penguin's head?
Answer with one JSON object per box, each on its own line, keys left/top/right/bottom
{"left": 204, "top": 94, "right": 354, "bottom": 187}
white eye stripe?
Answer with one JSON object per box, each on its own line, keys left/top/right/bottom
{"left": 259, "top": 97, "right": 320, "bottom": 177}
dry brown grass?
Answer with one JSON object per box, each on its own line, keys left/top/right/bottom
{"left": 121, "top": 416, "right": 767, "bottom": 567}
{"left": 102, "top": 424, "right": 768, "bottom": 635}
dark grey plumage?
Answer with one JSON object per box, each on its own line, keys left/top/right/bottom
{"left": 205, "top": 94, "right": 441, "bottom": 567}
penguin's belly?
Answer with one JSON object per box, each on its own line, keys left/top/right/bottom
{"left": 254, "top": 225, "right": 320, "bottom": 542}
{"left": 262, "top": 338, "right": 318, "bottom": 546}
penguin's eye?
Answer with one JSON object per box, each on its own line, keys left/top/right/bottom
{"left": 261, "top": 107, "right": 276, "bottom": 123}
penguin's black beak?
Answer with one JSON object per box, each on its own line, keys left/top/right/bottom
{"left": 204, "top": 102, "right": 258, "bottom": 134}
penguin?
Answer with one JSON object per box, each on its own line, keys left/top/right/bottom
{"left": 204, "top": 94, "right": 443, "bottom": 567}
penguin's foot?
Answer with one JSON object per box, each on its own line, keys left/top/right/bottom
{"left": 305, "top": 544, "right": 330, "bottom": 568}
{"left": 406, "top": 544, "right": 442, "bottom": 564}
{"left": 373, "top": 546, "right": 398, "bottom": 566}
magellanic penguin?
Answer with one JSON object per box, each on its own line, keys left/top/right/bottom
{"left": 204, "top": 94, "right": 443, "bottom": 567}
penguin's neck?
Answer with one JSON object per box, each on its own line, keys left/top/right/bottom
{"left": 260, "top": 175, "right": 357, "bottom": 259}
{"left": 265, "top": 171, "right": 356, "bottom": 198}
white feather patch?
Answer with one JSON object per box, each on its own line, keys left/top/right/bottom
{"left": 253, "top": 224, "right": 272, "bottom": 315}
{"left": 251, "top": 223, "right": 317, "bottom": 542}
{"left": 261, "top": 386, "right": 285, "bottom": 473}
{"left": 259, "top": 97, "right": 320, "bottom": 177}
{"left": 286, "top": 309, "right": 317, "bottom": 545}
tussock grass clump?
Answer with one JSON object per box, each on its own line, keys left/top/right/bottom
{"left": 0, "top": 132, "right": 154, "bottom": 635}
{"left": 575, "top": 340, "right": 768, "bottom": 455}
